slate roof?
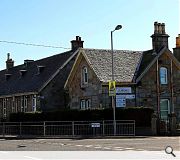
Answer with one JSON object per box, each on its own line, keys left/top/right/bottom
{"left": 136, "top": 49, "right": 156, "bottom": 78}
{"left": 83, "top": 49, "right": 143, "bottom": 83}
{"left": 0, "top": 50, "right": 75, "bottom": 96}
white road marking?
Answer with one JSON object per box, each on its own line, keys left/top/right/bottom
{"left": 114, "top": 146, "right": 124, "bottom": 149}
{"left": 76, "top": 144, "right": 83, "bottom": 147}
{"left": 114, "top": 148, "right": 124, "bottom": 151}
{"left": 136, "top": 149, "right": 145, "bottom": 151}
{"left": 103, "top": 147, "right": 111, "bottom": 150}
{"left": 23, "top": 156, "right": 42, "bottom": 160}
{"left": 124, "top": 147, "right": 135, "bottom": 150}
{"left": 94, "top": 146, "right": 102, "bottom": 149}
{"left": 85, "top": 145, "right": 92, "bottom": 147}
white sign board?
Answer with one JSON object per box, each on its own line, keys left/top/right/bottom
{"left": 116, "top": 96, "right": 126, "bottom": 107}
{"left": 116, "top": 87, "right": 132, "bottom": 94}
{"left": 116, "top": 94, "right": 135, "bottom": 99}
{"left": 91, "top": 123, "right": 100, "bottom": 128}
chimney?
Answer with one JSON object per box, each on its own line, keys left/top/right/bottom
{"left": 173, "top": 34, "right": 180, "bottom": 62}
{"left": 6, "top": 53, "right": 14, "bottom": 70}
{"left": 71, "top": 36, "right": 84, "bottom": 50}
{"left": 151, "top": 22, "right": 169, "bottom": 52}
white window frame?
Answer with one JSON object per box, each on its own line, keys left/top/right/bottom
{"left": 160, "top": 67, "right": 168, "bottom": 84}
{"left": 12, "top": 97, "right": 15, "bottom": 113}
{"left": 160, "top": 99, "right": 170, "bottom": 119}
{"left": 24, "top": 97, "right": 28, "bottom": 112}
{"left": 80, "top": 99, "right": 91, "bottom": 110}
{"left": 80, "top": 100, "right": 86, "bottom": 110}
{"left": 2, "top": 99, "right": 7, "bottom": 118}
{"left": 21, "top": 96, "right": 24, "bottom": 112}
{"left": 15, "top": 98, "right": 18, "bottom": 113}
{"left": 32, "top": 95, "right": 37, "bottom": 112}
{"left": 82, "top": 66, "right": 88, "bottom": 85}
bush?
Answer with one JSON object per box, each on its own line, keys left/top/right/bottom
{"left": 9, "top": 107, "right": 154, "bottom": 127}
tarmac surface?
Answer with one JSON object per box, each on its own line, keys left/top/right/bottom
{"left": 0, "top": 136, "right": 179, "bottom": 151}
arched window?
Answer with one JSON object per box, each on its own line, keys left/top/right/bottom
{"left": 160, "top": 67, "right": 168, "bottom": 84}
{"left": 82, "top": 66, "right": 88, "bottom": 85}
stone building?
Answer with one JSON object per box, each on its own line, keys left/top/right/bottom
{"left": 0, "top": 36, "right": 83, "bottom": 121}
{"left": 0, "top": 22, "right": 180, "bottom": 127}
{"left": 64, "top": 22, "right": 180, "bottom": 124}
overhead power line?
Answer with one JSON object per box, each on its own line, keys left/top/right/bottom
{"left": 0, "top": 40, "right": 70, "bottom": 49}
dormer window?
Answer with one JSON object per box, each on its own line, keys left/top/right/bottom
{"left": 37, "top": 65, "right": 45, "bottom": 74}
{"left": 20, "top": 70, "right": 27, "bottom": 76}
{"left": 5, "top": 73, "right": 12, "bottom": 80}
{"left": 81, "top": 66, "right": 88, "bottom": 86}
{"left": 160, "top": 67, "right": 168, "bottom": 84}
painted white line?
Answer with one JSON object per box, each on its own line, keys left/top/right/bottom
{"left": 23, "top": 156, "right": 42, "bottom": 160}
{"left": 114, "top": 148, "right": 124, "bottom": 151}
{"left": 94, "top": 146, "right": 102, "bottom": 149}
{"left": 85, "top": 145, "right": 92, "bottom": 147}
{"left": 103, "top": 147, "right": 111, "bottom": 150}
{"left": 136, "top": 149, "right": 145, "bottom": 151}
{"left": 114, "top": 147, "right": 124, "bottom": 149}
{"left": 124, "top": 147, "right": 135, "bottom": 150}
{"left": 76, "top": 144, "right": 83, "bottom": 147}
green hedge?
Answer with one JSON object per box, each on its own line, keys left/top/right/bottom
{"left": 9, "top": 107, "right": 154, "bottom": 127}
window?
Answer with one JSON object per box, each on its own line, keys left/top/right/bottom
{"left": 24, "top": 97, "right": 28, "bottom": 112}
{"left": 81, "top": 66, "right": 88, "bottom": 85}
{"left": 12, "top": 97, "right": 15, "bottom": 113}
{"left": 20, "top": 96, "right": 28, "bottom": 112}
{"left": 80, "top": 99, "right": 91, "bottom": 110}
{"left": 21, "top": 96, "right": 24, "bottom": 112}
{"left": 2, "top": 99, "right": 7, "bottom": 118}
{"left": 160, "top": 99, "right": 170, "bottom": 119}
{"left": 160, "top": 67, "right": 168, "bottom": 84}
{"left": 32, "top": 95, "right": 37, "bottom": 112}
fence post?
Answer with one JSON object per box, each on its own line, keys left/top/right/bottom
{"left": 43, "top": 121, "right": 46, "bottom": 136}
{"left": 72, "top": 121, "right": 74, "bottom": 137}
{"left": 133, "top": 120, "right": 136, "bottom": 136}
{"left": 102, "top": 121, "right": 105, "bottom": 136}
{"left": 19, "top": 122, "right": 22, "bottom": 137}
{"left": 2, "top": 122, "right": 5, "bottom": 137}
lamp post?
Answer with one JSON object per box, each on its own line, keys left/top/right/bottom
{"left": 111, "top": 25, "right": 122, "bottom": 136}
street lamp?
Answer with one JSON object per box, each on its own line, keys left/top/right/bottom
{"left": 111, "top": 25, "right": 122, "bottom": 136}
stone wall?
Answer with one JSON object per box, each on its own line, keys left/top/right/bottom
{"left": 40, "top": 56, "right": 76, "bottom": 111}
{"left": 68, "top": 55, "right": 102, "bottom": 109}
{"left": 136, "top": 52, "right": 180, "bottom": 122}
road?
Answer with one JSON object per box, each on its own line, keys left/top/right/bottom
{"left": 0, "top": 136, "right": 179, "bottom": 151}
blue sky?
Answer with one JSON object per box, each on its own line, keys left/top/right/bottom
{"left": 0, "top": 0, "right": 179, "bottom": 69}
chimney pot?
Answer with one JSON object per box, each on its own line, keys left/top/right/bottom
{"left": 158, "top": 23, "right": 162, "bottom": 34}
{"left": 151, "top": 22, "right": 169, "bottom": 52}
{"left": 71, "top": 36, "right": 84, "bottom": 50}
{"left": 176, "top": 35, "right": 180, "bottom": 48}
{"left": 161, "top": 23, "right": 165, "bottom": 34}
{"left": 6, "top": 53, "right": 14, "bottom": 70}
{"left": 154, "top": 22, "right": 158, "bottom": 33}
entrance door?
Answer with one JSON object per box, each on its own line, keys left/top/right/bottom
{"left": 160, "top": 99, "right": 170, "bottom": 133}
{"left": 160, "top": 99, "right": 170, "bottom": 119}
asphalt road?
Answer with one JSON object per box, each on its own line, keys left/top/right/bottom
{"left": 0, "top": 136, "right": 179, "bottom": 151}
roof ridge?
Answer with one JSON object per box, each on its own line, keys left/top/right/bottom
{"left": 83, "top": 48, "right": 143, "bottom": 52}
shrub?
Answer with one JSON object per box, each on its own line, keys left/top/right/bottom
{"left": 9, "top": 107, "right": 154, "bottom": 127}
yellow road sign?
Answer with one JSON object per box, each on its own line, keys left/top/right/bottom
{"left": 109, "top": 81, "right": 116, "bottom": 96}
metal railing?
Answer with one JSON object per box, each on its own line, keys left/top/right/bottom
{"left": 0, "top": 120, "right": 135, "bottom": 137}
